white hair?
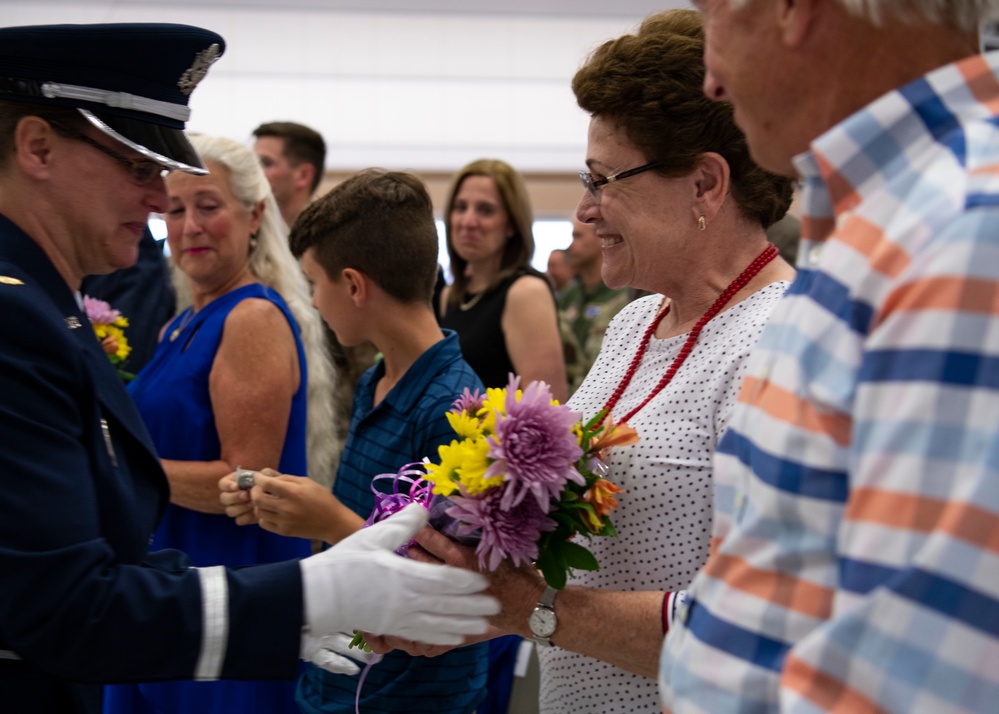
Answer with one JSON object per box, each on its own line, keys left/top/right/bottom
{"left": 729, "top": 0, "right": 999, "bottom": 32}
{"left": 172, "top": 134, "right": 338, "bottom": 488}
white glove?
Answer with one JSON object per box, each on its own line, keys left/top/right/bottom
{"left": 300, "top": 504, "right": 498, "bottom": 645}
{"left": 300, "top": 632, "right": 377, "bottom": 675}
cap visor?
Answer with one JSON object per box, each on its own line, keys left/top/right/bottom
{"left": 79, "top": 108, "right": 207, "bottom": 174}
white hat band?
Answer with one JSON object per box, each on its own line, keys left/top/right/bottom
{"left": 41, "top": 82, "right": 191, "bottom": 122}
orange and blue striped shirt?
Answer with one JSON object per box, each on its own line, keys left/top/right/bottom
{"left": 661, "top": 51, "right": 999, "bottom": 713}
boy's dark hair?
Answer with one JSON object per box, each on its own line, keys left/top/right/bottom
{"left": 252, "top": 121, "right": 326, "bottom": 194}
{"left": 290, "top": 169, "right": 439, "bottom": 305}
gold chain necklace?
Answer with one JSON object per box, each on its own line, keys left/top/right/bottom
{"left": 458, "top": 291, "right": 485, "bottom": 312}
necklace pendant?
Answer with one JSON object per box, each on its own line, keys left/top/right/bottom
{"left": 169, "top": 309, "right": 196, "bottom": 342}
{"left": 459, "top": 291, "right": 484, "bottom": 312}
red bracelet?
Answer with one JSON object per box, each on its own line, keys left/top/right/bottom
{"left": 662, "top": 592, "right": 671, "bottom": 634}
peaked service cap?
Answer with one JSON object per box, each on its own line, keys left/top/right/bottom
{"left": 0, "top": 23, "right": 225, "bottom": 174}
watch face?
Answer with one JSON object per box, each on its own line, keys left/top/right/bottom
{"left": 529, "top": 607, "right": 557, "bottom": 638}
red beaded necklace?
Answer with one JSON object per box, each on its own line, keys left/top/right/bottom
{"left": 601, "top": 243, "right": 779, "bottom": 424}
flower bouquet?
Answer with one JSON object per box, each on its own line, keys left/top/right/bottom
{"left": 83, "top": 296, "right": 135, "bottom": 381}
{"left": 348, "top": 375, "right": 637, "bottom": 654}
{"left": 421, "top": 375, "right": 636, "bottom": 590}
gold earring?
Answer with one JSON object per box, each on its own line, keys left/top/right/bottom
{"left": 698, "top": 215, "right": 707, "bottom": 231}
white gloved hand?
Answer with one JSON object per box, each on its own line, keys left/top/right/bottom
{"left": 300, "top": 504, "right": 498, "bottom": 645}
{"left": 300, "top": 632, "right": 377, "bottom": 675}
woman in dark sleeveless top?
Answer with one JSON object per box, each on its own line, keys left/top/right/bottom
{"left": 439, "top": 159, "right": 568, "bottom": 402}
{"left": 438, "top": 158, "right": 568, "bottom": 714}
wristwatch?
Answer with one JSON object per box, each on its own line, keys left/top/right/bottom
{"left": 528, "top": 585, "right": 559, "bottom": 646}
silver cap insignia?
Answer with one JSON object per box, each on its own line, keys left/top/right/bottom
{"left": 178, "top": 43, "right": 222, "bottom": 96}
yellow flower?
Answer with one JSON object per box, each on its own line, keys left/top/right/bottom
{"left": 425, "top": 437, "right": 503, "bottom": 497}
{"left": 581, "top": 478, "right": 624, "bottom": 532}
{"left": 93, "top": 324, "right": 131, "bottom": 363}
{"left": 424, "top": 441, "right": 463, "bottom": 496}
{"left": 455, "top": 438, "right": 502, "bottom": 495}
{"left": 482, "top": 386, "right": 510, "bottom": 415}
{"left": 446, "top": 410, "right": 483, "bottom": 440}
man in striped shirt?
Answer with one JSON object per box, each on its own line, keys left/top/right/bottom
{"left": 661, "top": 1, "right": 999, "bottom": 712}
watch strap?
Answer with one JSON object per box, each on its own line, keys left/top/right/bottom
{"left": 539, "top": 585, "right": 558, "bottom": 608}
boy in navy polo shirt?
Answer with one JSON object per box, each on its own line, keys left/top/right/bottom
{"left": 220, "top": 169, "right": 488, "bottom": 714}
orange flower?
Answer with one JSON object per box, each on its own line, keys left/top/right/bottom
{"left": 591, "top": 413, "right": 639, "bottom": 457}
{"left": 581, "top": 478, "right": 624, "bottom": 532}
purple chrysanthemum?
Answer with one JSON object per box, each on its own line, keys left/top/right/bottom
{"left": 450, "top": 387, "right": 485, "bottom": 417}
{"left": 446, "top": 486, "right": 556, "bottom": 570}
{"left": 486, "top": 375, "right": 584, "bottom": 512}
{"left": 82, "top": 295, "right": 120, "bottom": 325}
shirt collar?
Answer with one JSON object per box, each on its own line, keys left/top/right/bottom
{"left": 793, "top": 51, "right": 999, "bottom": 237}
{"left": 371, "top": 329, "right": 464, "bottom": 413}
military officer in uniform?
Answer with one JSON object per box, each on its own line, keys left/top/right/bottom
{"left": 0, "top": 23, "right": 496, "bottom": 714}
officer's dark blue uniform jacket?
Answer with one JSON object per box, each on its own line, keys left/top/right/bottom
{"left": 0, "top": 214, "right": 303, "bottom": 713}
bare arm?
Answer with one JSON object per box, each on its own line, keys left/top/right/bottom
{"left": 164, "top": 298, "right": 299, "bottom": 513}
{"left": 502, "top": 275, "right": 568, "bottom": 402}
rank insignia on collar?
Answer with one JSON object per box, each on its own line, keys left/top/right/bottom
{"left": 65, "top": 316, "right": 82, "bottom": 329}
{"left": 178, "top": 43, "right": 221, "bottom": 96}
{"left": 0, "top": 276, "right": 24, "bottom": 285}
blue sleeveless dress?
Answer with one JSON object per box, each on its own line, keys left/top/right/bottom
{"left": 104, "top": 283, "right": 311, "bottom": 714}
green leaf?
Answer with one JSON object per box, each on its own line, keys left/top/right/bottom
{"left": 348, "top": 630, "right": 371, "bottom": 651}
{"left": 550, "top": 512, "right": 577, "bottom": 530}
{"left": 584, "top": 408, "right": 607, "bottom": 431}
{"left": 536, "top": 547, "right": 567, "bottom": 590}
{"left": 559, "top": 541, "right": 599, "bottom": 571}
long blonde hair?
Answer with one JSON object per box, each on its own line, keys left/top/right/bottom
{"left": 171, "top": 133, "right": 338, "bottom": 487}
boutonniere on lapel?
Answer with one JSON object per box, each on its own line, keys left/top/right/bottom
{"left": 83, "top": 296, "right": 136, "bottom": 381}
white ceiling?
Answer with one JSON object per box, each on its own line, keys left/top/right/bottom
{"left": 4, "top": 0, "right": 696, "bottom": 173}
{"left": 14, "top": 0, "right": 690, "bottom": 20}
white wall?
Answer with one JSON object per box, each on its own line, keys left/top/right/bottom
{"left": 4, "top": 1, "right": 687, "bottom": 172}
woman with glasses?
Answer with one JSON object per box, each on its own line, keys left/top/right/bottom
{"left": 439, "top": 158, "right": 569, "bottom": 404}
{"left": 104, "top": 135, "right": 335, "bottom": 714}
{"left": 380, "top": 10, "right": 796, "bottom": 713}
{"left": 530, "top": 11, "right": 794, "bottom": 712}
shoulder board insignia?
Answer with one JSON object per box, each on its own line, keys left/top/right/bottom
{"left": 0, "top": 276, "right": 24, "bottom": 285}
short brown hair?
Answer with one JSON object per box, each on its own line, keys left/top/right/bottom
{"left": 572, "top": 9, "right": 792, "bottom": 229}
{"left": 290, "top": 169, "right": 439, "bottom": 305}
{"left": 253, "top": 121, "right": 326, "bottom": 194}
{"left": 444, "top": 158, "right": 536, "bottom": 307}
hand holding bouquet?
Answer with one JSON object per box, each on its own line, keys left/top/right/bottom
{"left": 423, "top": 374, "right": 636, "bottom": 590}
{"left": 348, "top": 375, "right": 637, "bottom": 658}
